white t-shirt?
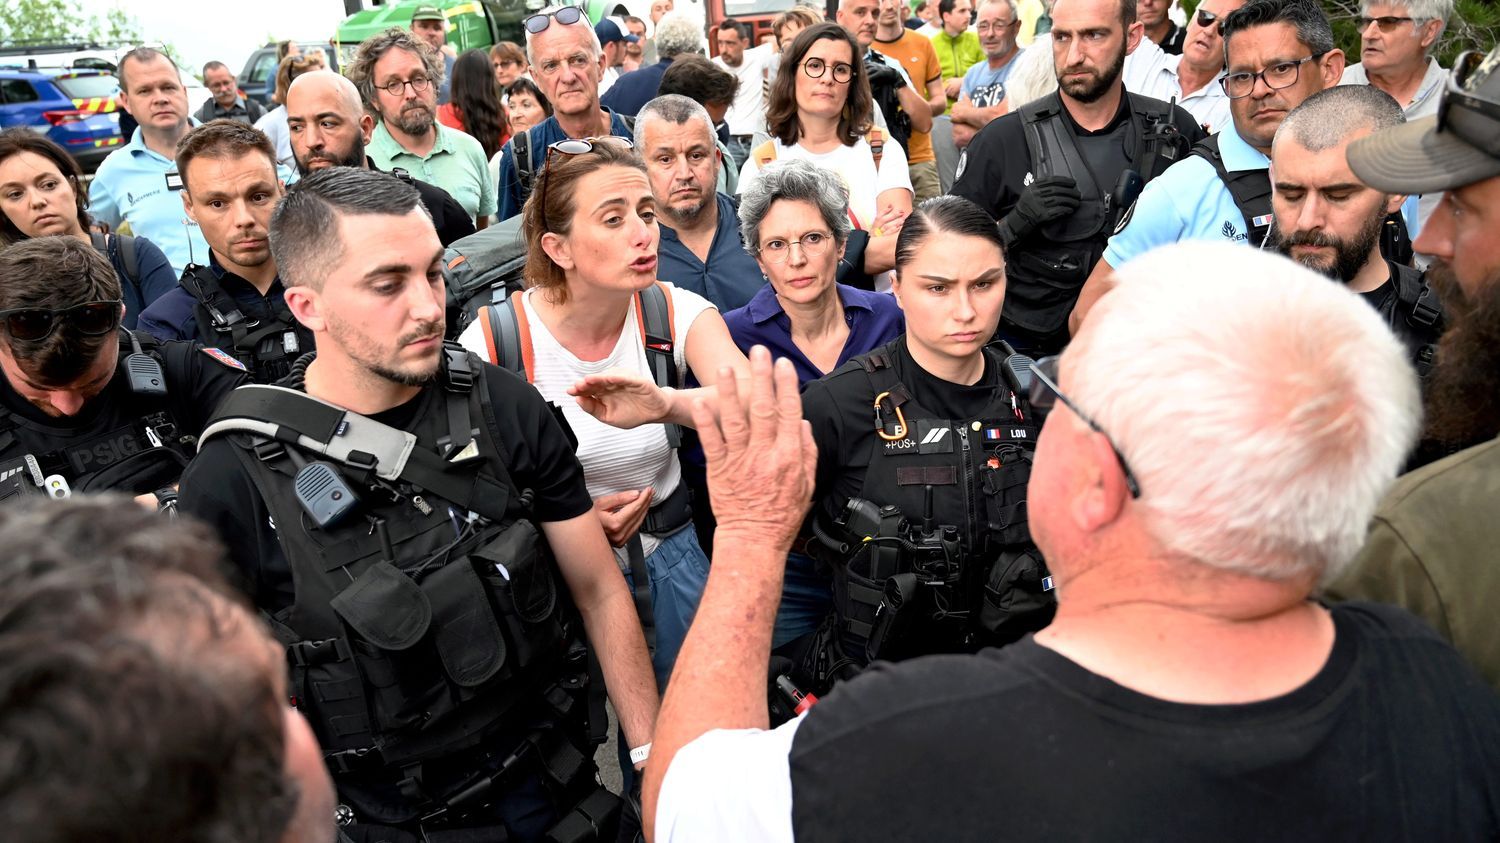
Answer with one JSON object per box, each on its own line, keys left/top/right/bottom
{"left": 458, "top": 283, "right": 715, "bottom": 555}
{"left": 714, "top": 44, "right": 776, "bottom": 137}
{"left": 655, "top": 719, "right": 804, "bottom": 843}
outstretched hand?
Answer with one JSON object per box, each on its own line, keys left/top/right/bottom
{"left": 691, "top": 345, "right": 817, "bottom": 551}
{"left": 569, "top": 368, "right": 672, "bottom": 430}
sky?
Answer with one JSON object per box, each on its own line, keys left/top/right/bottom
{"left": 77, "top": 0, "right": 351, "bottom": 79}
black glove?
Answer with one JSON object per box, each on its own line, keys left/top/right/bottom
{"left": 864, "top": 59, "right": 906, "bottom": 91}
{"left": 1000, "top": 175, "right": 1082, "bottom": 245}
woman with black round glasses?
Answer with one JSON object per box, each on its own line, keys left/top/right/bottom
{"left": 739, "top": 22, "right": 914, "bottom": 284}
{"left": 459, "top": 136, "right": 748, "bottom": 691}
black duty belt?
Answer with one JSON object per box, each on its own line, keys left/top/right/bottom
{"left": 642, "top": 482, "right": 693, "bottom": 536}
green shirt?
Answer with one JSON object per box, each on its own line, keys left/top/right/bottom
{"left": 368, "top": 122, "right": 496, "bottom": 222}
{"left": 930, "top": 29, "right": 985, "bottom": 110}
{"left": 1325, "top": 436, "right": 1500, "bottom": 694}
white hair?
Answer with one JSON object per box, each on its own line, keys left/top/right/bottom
{"left": 1000, "top": 31, "right": 1058, "bottom": 108}
{"left": 1066, "top": 242, "right": 1421, "bottom": 585}
{"left": 525, "top": 5, "right": 603, "bottom": 66}
{"left": 1359, "top": 0, "right": 1452, "bottom": 52}
{"left": 654, "top": 13, "right": 706, "bottom": 58}
{"left": 976, "top": 0, "right": 1020, "bottom": 20}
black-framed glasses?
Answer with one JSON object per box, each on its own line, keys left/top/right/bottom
{"left": 0, "top": 300, "right": 122, "bottom": 342}
{"left": 1194, "top": 8, "right": 1221, "bottom": 33}
{"left": 1357, "top": 15, "right": 1416, "bottom": 32}
{"left": 801, "top": 57, "right": 854, "bottom": 83}
{"left": 1437, "top": 49, "right": 1500, "bottom": 157}
{"left": 1220, "top": 52, "right": 1325, "bottom": 99}
{"left": 758, "top": 230, "right": 832, "bottom": 263}
{"left": 536, "top": 136, "right": 637, "bottom": 233}
{"left": 524, "top": 5, "right": 584, "bottom": 34}
{"left": 380, "top": 76, "right": 431, "bottom": 97}
{"left": 1028, "top": 356, "right": 1141, "bottom": 499}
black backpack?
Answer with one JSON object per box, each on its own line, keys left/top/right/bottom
{"left": 442, "top": 214, "right": 527, "bottom": 338}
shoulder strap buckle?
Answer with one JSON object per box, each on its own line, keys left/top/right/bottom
{"left": 441, "top": 342, "right": 475, "bottom": 393}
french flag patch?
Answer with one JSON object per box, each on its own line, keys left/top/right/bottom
{"left": 201, "top": 347, "right": 247, "bottom": 371}
{"left": 1252, "top": 213, "right": 1274, "bottom": 228}
{"left": 983, "top": 427, "right": 1003, "bottom": 441}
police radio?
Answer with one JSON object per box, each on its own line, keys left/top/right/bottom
{"left": 294, "top": 461, "right": 361, "bottom": 529}
{"left": 123, "top": 330, "right": 167, "bottom": 396}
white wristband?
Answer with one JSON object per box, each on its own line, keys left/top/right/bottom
{"left": 629, "top": 743, "right": 652, "bottom": 765}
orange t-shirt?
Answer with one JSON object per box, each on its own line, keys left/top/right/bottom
{"left": 871, "top": 30, "right": 942, "bottom": 165}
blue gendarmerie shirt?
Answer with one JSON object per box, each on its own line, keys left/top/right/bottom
{"left": 495, "top": 109, "right": 636, "bottom": 221}
{"left": 88, "top": 124, "right": 210, "bottom": 276}
{"left": 136, "top": 255, "right": 298, "bottom": 348}
{"left": 723, "top": 283, "right": 906, "bottom": 384}
{"left": 658, "top": 193, "right": 765, "bottom": 311}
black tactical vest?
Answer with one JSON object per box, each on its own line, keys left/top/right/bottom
{"left": 205, "top": 350, "right": 581, "bottom": 783}
{"left": 1385, "top": 260, "right": 1445, "bottom": 377}
{"left": 180, "top": 265, "right": 313, "bottom": 383}
{"left": 813, "top": 342, "right": 1056, "bottom": 671}
{"left": 0, "top": 331, "right": 195, "bottom": 499}
{"left": 1008, "top": 92, "right": 1186, "bottom": 338}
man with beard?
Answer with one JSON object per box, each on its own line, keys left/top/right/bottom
{"left": 1269, "top": 85, "right": 1442, "bottom": 372}
{"left": 137, "top": 120, "right": 313, "bottom": 385}
{"left": 1325, "top": 45, "right": 1500, "bottom": 693}
{"left": 284, "top": 71, "right": 474, "bottom": 247}
{"left": 178, "top": 167, "right": 659, "bottom": 839}
{"left": 638, "top": 95, "right": 763, "bottom": 311}
{"left": 346, "top": 28, "right": 495, "bottom": 228}
{"left": 950, "top": 0, "right": 1202, "bottom": 355}
{"left": 1071, "top": 0, "right": 1346, "bottom": 334}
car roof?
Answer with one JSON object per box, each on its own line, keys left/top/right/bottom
{"left": 0, "top": 66, "right": 114, "bottom": 80}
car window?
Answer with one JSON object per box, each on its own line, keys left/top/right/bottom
{"left": 244, "top": 52, "right": 276, "bottom": 85}
{"left": 0, "top": 79, "right": 40, "bottom": 105}
{"left": 72, "top": 58, "right": 117, "bottom": 72}
{"left": 54, "top": 74, "right": 119, "bottom": 100}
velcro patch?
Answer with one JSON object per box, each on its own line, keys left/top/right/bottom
{"left": 202, "top": 347, "right": 248, "bottom": 371}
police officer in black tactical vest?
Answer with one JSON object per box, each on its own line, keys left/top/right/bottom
{"left": 177, "top": 168, "right": 658, "bottom": 842}
{"left": 950, "top": 0, "right": 1204, "bottom": 357}
{"left": 136, "top": 120, "right": 314, "bottom": 384}
{"left": 0, "top": 237, "right": 245, "bottom": 508}
{"left": 784, "top": 197, "right": 1056, "bottom": 705}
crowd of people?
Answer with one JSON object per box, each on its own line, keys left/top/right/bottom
{"left": 0, "top": 0, "right": 1498, "bottom": 839}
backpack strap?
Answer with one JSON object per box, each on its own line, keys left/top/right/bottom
{"left": 752, "top": 140, "right": 777, "bottom": 167}
{"left": 513, "top": 129, "right": 536, "bottom": 200}
{"left": 1190, "top": 135, "right": 1272, "bottom": 248}
{"left": 477, "top": 289, "right": 535, "bottom": 382}
{"left": 1392, "top": 261, "right": 1443, "bottom": 332}
{"left": 636, "top": 282, "right": 681, "bottom": 448}
{"left": 118, "top": 234, "right": 139, "bottom": 287}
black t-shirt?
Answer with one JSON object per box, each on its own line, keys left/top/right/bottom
{"left": 368, "top": 158, "right": 477, "bottom": 247}
{"left": 179, "top": 363, "right": 594, "bottom": 612}
{"left": 802, "top": 337, "right": 1003, "bottom": 526}
{"left": 1158, "top": 21, "right": 1187, "bottom": 55}
{"left": 788, "top": 602, "right": 1500, "bottom": 841}
{"left": 0, "top": 336, "right": 246, "bottom": 489}
{"left": 951, "top": 91, "right": 1206, "bottom": 225}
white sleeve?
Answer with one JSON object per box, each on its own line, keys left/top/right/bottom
{"left": 663, "top": 283, "right": 716, "bottom": 378}
{"left": 655, "top": 719, "right": 804, "bottom": 843}
{"left": 875, "top": 134, "right": 913, "bottom": 196}
{"left": 456, "top": 318, "right": 491, "bottom": 363}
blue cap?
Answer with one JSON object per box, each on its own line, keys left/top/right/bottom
{"left": 594, "top": 17, "right": 640, "bottom": 45}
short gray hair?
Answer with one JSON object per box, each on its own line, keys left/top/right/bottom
{"left": 1359, "top": 0, "right": 1452, "bottom": 46}
{"left": 1066, "top": 242, "right": 1420, "bottom": 585}
{"left": 737, "top": 159, "right": 853, "bottom": 255}
{"left": 270, "top": 167, "right": 428, "bottom": 290}
{"left": 635, "top": 94, "right": 718, "bottom": 148}
{"left": 1274, "top": 85, "right": 1404, "bottom": 154}
{"left": 976, "top": 0, "right": 1020, "bottom": 20}
{"left": 345, "top": 28, "right": 447, "bottom": 109}
{"left": 654, "top": 13, "right": 706, "bottom": 58}
{"left": 525, "top": 6, "right": 603, "bottom": 66}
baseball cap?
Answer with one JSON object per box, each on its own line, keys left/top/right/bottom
{"left": 1348, "top": 44, "right": 1500, "bottom": 195}
{"left": 411, "top": 5, "right": 445, "bottom": 22}
{"left": 595, "top": 17, "right": 640, "bottom": 45}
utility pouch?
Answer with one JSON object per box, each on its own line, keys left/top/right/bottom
{"left": 865, "top": 572, "right": 919, "bottom": 663}
{"left": 474, "top": 519, "right": 565, "bottom": 672}
{"left": 425, "top": 559, "right": 507, "bottom": 688}
{"left": 978, "top": 549, "right": 1056, "bottom": 641}
{"left": 331, "top": 561, "right": 436, "bottom": 731}
{"left": 980, "top": 443, "right": 1034, "bottom": 547}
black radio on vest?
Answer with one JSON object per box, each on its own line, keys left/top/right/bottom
{"left": 179, "top": 265, "right": 312, "bottom": 383}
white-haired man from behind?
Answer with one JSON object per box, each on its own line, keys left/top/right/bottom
{"left": 644, "top": 241, "right": 1500, "bottom": 841}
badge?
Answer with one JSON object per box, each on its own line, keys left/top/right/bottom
{"left": 916, "top": 419, "right": 955, "bottom": 455}
{"left": 165, "top": 170, "right": 184, "bottom": 191}
{"left": 202, "top": 347, "right": 248, "bottom": 371}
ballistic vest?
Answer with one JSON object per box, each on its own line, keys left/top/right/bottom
{"left": 179, "top": 265, "right": 313, "bottom": 383}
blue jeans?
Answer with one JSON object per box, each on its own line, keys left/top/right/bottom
{"left": 643, "top": 523, "right": 711, "bottom": 690}
{"left": 773, "top": 551, "right": 832, "bottom": 649}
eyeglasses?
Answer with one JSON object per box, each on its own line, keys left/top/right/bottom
{"left": 1028, "top": 356, "right": 1141, "bottom": 499}
{"left": 380, "top": 76, "right": 431, "bottom": 97}
{"left": 758, "top": 230, "right": 832, "bottom": 263}
{"left": 1220, "top": 53, "right": 1325, "bottom": 99}
{"left": 1194, "top": 8, "right": 1221, "bottom": 33}
{"left": 0, "top": 300, "right": 122, "bottom": 342}
{"left": 524, "top": 5, "right": 585, "bottom": 34}
{"left": 801, "top": 57, "right": 854, "bottom": 83}
{"left": 1436, "top": 49, "right": 1500, "bottom": 157}
{"left": 1357, "top": 15, "right": 1416, "bottom": 32}
{"left": 536, "top": 136, "right": 637, "bottom": 233}
{"left": 975, "top": 18, "right": 1018, "bottom": 33}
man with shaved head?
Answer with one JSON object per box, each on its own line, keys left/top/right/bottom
{"left": 284, "top": 70, "right": 474, "bottom": 246}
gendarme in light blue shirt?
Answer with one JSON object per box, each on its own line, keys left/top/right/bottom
{"left": 88, "top": 126, "right": 211, "bottom": 277}
{"left": 368, "top": 121, "right": 496, "bottom": 223}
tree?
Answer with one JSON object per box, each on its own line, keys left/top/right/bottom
{"left": 0, "top": 0, "right": 181, "bottom": 68}
{"left": 1323, "top": 0, "right": 1500, "bottom": 68}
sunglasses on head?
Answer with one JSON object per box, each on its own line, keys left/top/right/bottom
{"left": 0, "top": 300, "right": 122, "bottom": 342}
{"left": 536, "top": 136, "right": 637, "bottom": 233}
{"left": 524, "top": 5, "right": 585, "bottom": 34}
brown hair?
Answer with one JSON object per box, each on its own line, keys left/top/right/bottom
{"left": 772, "top": 6, "right": 823, "bottom": 42}
{"left": 490, "top": 41, "right": 527, "bottom": 66}
{"left": 271, "top": 52, "right": 325, "bottom": 106}
{"left": 522, "top": 138, "right": 646, "bottom": 303}
{"left": 765, "top": 22, "right": 873, "bottom": 147}
{"left": 174, "top": 119, "right": 279, "bottom": 188}
{"left": 0, "top": 237, "right": 121, "bottom": 385}
{"left": 0, "top": 129, "right": 89, "bottom": 245}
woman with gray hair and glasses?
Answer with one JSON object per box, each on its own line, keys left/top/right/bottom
{"left": 723, "top": 159, "right": 904, "bottom": 648}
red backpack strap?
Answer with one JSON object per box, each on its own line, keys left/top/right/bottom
{"left": 478, "top": 290, "right": 537, "bottom": 383}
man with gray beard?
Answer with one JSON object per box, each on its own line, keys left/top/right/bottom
{"left": 637, "top": 95, "right": 764, "bottom": 310}
{"left": 1268, "top": 85, "right": 1444, "bottom": 373}
{"left": 344, "top": 28, "right": 495, "bottom": 228}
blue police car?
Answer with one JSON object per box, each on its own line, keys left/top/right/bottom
{"left": 0, "top": 67, "right": 124, "bottom": 173}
